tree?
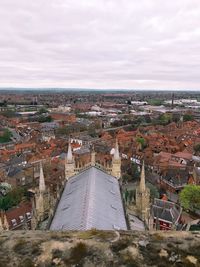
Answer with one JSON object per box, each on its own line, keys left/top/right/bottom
{"left": 38, "top": 107, "right": 48, "bottom": 114}
{"left": 122, "top": 161, "right": 140, "bottom": 182}
{"left": 159, "top": 114, "right": 172, "bottom": 125}
{"left": 147, "top": 99, "right": 163, "bottom": 106}
{"left": 0, "top": 109, "right": 16, "bottom": 118}
{"left": 179, "top": 185, "right": 200, "bottom": 211}
{"left": 0, "top": 187, "right": 26, "bottom": 211}
{"left": 146, "top": 182, "right": 159, "bottom": 200}
{"left": 38, "top": 115, "right": 52, "bottom": 123}
{"left": 194, "top": 143, "right": 200, "bottom": 154}
{"left": 0, "top": 129, "right": 12, "bottom": 143}
{"left": 122, "top": 174, "right": 132, "bottom": 183}
{"left": 183, "top": 114, "right": 194, "bottom": 122}
{"left": 88, "top": 124, "right": 97, "bottom": 137}
{"left": 136, "top": 137, "right": 147, "bottom": 150}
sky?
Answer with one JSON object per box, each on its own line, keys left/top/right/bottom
{"left": 0, "top": 0, "right": 200, "bottom": 90}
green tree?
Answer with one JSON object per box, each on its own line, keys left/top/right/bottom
{"left": 179, "top": 185, "right": 200, "bottom": 211}
{"left": 148, "top": 99, "right": 163, "bottom": 106}
{"left": 122, "top": 174, "right": 132, "bottom": 182}
{"left": 0, "top": 187, "right": 26, "bottom": 211}
{"left": 159, "top": 113, "right": 172, "bottom": 125}
{"left": 194, "top": 143, "right": 200, "bottom": 154}
{"left": 0, "top": 129, "right": 12, "bottom": 143}
{"left": 124, "top": 189, "right": 129, "bottom": 203}
{"left": 183, "top": 114, "right": 194, "bottom": 122}
{"left": 38, "top": 115, "right": 52, "bottom": 123}
{"left": 136, "top": 137, "right": 147, "bottom": 150}
{"left": 131, "top": 162, "right": 140, "bottom": 179}
{"left": 147, "top": 182, "right": 159, "bottom": 200}
{"left": 38, "top": 107, "right": 48, "bottom": 114}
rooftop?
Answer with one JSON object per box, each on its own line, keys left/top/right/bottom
{"left": 50, "top": 166, "right": 127, "bottom": 231}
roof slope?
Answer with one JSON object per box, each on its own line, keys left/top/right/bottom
{"left": 50, "top": 167, "right": 127, "bottom": 231}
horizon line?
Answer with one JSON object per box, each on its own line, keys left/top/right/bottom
{"left": 0, "top": 87, "right": 199, "bottom": 92}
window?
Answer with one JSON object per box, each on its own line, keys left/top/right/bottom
{"left": 19, "top": 215, "right": 24, "bottom": 223}
{"left": 11, "top": 219, "right": 17, "bottom": 226}
{"left": 26, "top": 212, "right": 31, "bottom": 220}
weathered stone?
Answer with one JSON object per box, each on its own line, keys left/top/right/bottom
{"left": 159, "top": 249, "right": 168, "bottom": 258}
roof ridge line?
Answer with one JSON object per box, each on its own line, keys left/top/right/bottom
{"left": 85, "top": 167, "right": 96, "bottom": 229}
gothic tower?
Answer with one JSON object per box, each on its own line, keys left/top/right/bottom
{"left": 136, "top": 161, "right": 150, "bottom": 226}
{"left": 65, "top": 139, "right": 75, "bottom": 180}
{"left": 34, "top": 161, "right": 51, "bottom": 224}
{"left": 111, "top": 139, "right": 121, "bottom": 179}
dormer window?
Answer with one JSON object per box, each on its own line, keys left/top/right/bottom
{"left": 11, "top": 219, "right": 17, "bottom": 226}
{"left": 26, "top": 212, "right": 31, "bottom": 220}
{"left": 19, "top": 215, "right": 24, "bottom": 223}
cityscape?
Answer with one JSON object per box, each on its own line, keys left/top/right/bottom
{"left": 0, "top": 89, "right": 200, "bottom": 265}
{"left": 1, "top": 0, "right": 200, "bottom": 266}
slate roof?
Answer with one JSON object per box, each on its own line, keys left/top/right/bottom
{"left": 7, "top": 155, "right": 26, "bottom": 167}
{"left": 162, "top": 169, "right": 189, "bottom": 187}
{"left": 7, "top": 166, "right": 22, "bottom": 177}
{"left": 152, "top": 198, "right": 182, "bottom": 224}
{"left": 50, "top": 167, "right": 127, "bottom": 231}
{"left": 73, "top": 147, "right": 90, "bottom": 155}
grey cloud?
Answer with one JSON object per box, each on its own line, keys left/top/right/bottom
{"left": 0, "top": 0, "right": 200, "bottom": 89}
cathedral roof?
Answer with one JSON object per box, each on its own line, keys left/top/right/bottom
{"left": 50, "top": 166, "right": 127, "bottom": 231}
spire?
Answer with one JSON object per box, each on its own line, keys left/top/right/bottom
{"left": 65, "top": 139, "right": 75, "bottom": 180}
{"left": 91, "top": 145, "right": 96, "bottom": 166}
{"left": 66, "top": 139, "right": 73, "bottom": 162}
{"left": 39, "top": 161, "right": 46, "bottom": 193}
{"left": 111, "top": 139, "right": 121, "bottom": 179}
{"left": 139, "top": 161, "right": 146, "bottom": 192}
{"left": 113, "top": 139, "right": 120, "bottom": 160}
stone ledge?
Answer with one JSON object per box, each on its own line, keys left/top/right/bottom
{"left": 0, "top": 230, "right": 199, "bottom": 266}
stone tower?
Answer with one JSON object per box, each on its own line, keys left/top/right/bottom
{"left": 34, "top": 161, "right": 51, "bottom": 224}
{"left": 65, "top": 139, "right": 75, "bottom": 180}
{"left": 111, "top": 139, "right": 121, "bottom": 179}
{"left": 136, "top": 161, "right": 150, "bottom": 226}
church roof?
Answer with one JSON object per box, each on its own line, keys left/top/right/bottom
{"left": 50, "top": 167, "right": 127, "bottom": 231}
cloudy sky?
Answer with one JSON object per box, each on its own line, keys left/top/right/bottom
{"left": 0, "top": 0, "right": 200, "bottom": 90}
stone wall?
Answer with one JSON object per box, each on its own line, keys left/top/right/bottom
{"left": 0, "top": 230, "right": 199, "bottom": 266}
